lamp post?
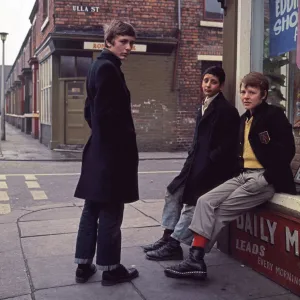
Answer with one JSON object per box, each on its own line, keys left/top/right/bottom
{"left": 0, "top": 32, "right": 8, "bottom": 141}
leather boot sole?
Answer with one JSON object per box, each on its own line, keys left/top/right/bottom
{"left": 101, "top": 269, "right": 139, "bottom": 286}
{"left": 164, "top": 268, "right": 207, "bottom": 280}
{"left": 146, "top": 253, "right": 183, "bottom": 261}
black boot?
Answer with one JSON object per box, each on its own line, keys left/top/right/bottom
{"left": 146, "top": 238, "right": 183, "bottom": 261}
{"left": 164, "top": 247, "right": 207, "bottom": 280}
{"left": 102, "top": 264, "right": 139, "bottom": 286}
{"left": 142, "top": 229, "right": 173, "bottom": 253}
{"left": 75, "top": 264, "right": 97, "bottom": 283}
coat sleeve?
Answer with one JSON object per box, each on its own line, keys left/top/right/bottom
{"left": 92, "top": 62, "right": 125, "bottom": 138}
{"left": 209, "top": 107, "right": 240, "bottom": 163}
{"left": 263, "top": 108, "right": 295, "bottom": 183}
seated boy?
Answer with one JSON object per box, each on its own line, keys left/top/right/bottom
{"left": 164, "top": 72, "right": 296, "bottom": 280}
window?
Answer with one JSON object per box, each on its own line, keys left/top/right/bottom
{"left": 40, "top": 56, "right": 52, "bottom": 125}
{"left": 60, "top": 56, "right": 92, "bottom": 78}
{"left": 43, "top": 0, "right": 49, "bottom": 20}
{"left": 204, "top": 0, "right": 223, "bottom": 21}
{"left": 41, "top": 0, "right": 49, "bottom": 31}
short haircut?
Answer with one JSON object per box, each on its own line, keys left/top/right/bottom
{"left": 240, "top": 72, "right": 269, "bottom": 100}
{"left": 203, "top": 66, "right": 226, "bottom": 85}
{"left": 104, "top": 20, "right": 136, "bottom": 47}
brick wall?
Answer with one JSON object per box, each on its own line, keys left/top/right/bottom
{"left": 54, "top": 0, "right": 177, "bottom": 37}
{"left": 176, "top": 0, "right": 223, "bottom": 150}
{"left": 23, "top": 38, "right": 32, "bottom": 69}
{"left": 35, "top": 0, "right": 55, "bottom": 50}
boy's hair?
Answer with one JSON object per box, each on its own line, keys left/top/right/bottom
{"left": 240, "top": 72, "right": 269, "bottom": 100}
{"left": 104, "top": 20, "right": 136, "bottom": 47}
{"left": 203, "top": 66, "right": 226, "bottom": 85}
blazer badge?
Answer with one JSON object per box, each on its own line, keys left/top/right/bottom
{"left": 259, "top": 131, "right": 271, "bottom": 144}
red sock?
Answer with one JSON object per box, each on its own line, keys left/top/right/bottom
{"left": 192, "top": 234, "right": 208, "bottom": 248}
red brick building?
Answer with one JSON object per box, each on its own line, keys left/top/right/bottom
{"left": 5, "top": 0, "right": 224, "bottom": 151}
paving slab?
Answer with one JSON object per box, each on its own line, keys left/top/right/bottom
{"left": 0, "top": 250, "right": 31, "bottom": 299}
{"left": 22, "top": 233, "right": 76, "bottom": 259}
{"left": 122, "top": 205, "right": 160, "bottom": 228}
{"left": 122, "top": 226, "right": 162, "bottom": 248}
{"left": 19, "top": 218, "right": 79, "bottom": 237}
{"left": 130, "top": 200, "right": 164, "bottom": 223}
{"left": 0, "top": 223, "right": 20, "bottom": 252}
{"left": 22, "top": 226, "right": 162, "bottom": 259}
{"left": 258, "top": 294, "right": 300, "bottom": 299}
{"left": 205, "top": 264, "right": 289, "bottom": 300}
{"left": 27, "top": 255, "right": 102, "bottom": 290}
{"left": 121, "top": 247, "right": 290, "bottom": 300}
{"left": 5, "top": 296, "right": 32, "bottom": 300}
{"left": 0, "top": 209, "right": 29, "bottom": 224}
{"left": 24, "top": 203, "right": 74, "bottom": 212}
{"left": 34, "top": 282, "right": 143, "bottom": 300}
{"left": 19, "top": 207, "right": 82, "bottom": 222}
{"left": 121, "top": 247, "right": 226, "bottom": 300}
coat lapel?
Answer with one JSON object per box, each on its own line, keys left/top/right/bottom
{"left": 248, "top": 102, "right": 269, "bottom": 136}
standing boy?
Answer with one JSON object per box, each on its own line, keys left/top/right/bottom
{"left": 74, "top": 20, "right": 139, "bottom": 286}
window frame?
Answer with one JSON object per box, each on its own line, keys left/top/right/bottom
{"left": 40, "top": 56, "right": 52, "bottom": 125}
{"left": 203, "top": 0, "right": 223, "bottom": 22}
{"left": 41, "top": 0, "right": 49, "bottom": 32}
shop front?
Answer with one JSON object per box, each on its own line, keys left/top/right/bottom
{"left": 221, "top": 0, "right": 300, "bottom": 296}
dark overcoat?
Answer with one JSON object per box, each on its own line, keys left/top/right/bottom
{"left": 238, "top": 102, "right": 296, "bottom": 194}
{"left": 168, "top": 92, "right": 240, "bottom": 206}
{"left": 74, "top": 50, "right": 139, "bottom": 204}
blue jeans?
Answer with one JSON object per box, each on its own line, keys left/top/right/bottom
{"left": 161, "top": 186, "right": 195, "bottom": 246}
{"left": 74, "top": 200, "right": 124, "bottom": 270}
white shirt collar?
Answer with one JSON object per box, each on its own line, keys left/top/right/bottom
{"left": 202, "top": 93, "right": 219, "bottom": 114}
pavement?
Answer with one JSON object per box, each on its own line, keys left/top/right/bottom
{"left": 0, "top": 199, "right": 299, "bottom": 300}
{"left": 0, "top": 123, "right": 187, "bottom": 161}
{"left": 0, "top": 122, "right": 299, "bottom": 299}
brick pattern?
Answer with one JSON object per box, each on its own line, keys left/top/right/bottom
{"left": 54, "top": 0, "right": 177, "bottom": 37}
{"left": 35, "top": 0, "right": 55, "bottom": 49}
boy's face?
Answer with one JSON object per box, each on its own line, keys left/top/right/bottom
{"left": 107, "top": 35, "right": 136, "bottom": 60}
{"left": 202, "top": 74, "right": 222, "bottom": 98}
{"left": 240, "top": 84, "right": 266, "bottom": 111}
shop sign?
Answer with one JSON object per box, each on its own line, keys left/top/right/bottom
{"left": 83, "top": 42, "right": 147, "bottom": 52}
{"left": 37, "top": 46, "right": 51, "bottom": 62}
{"left": 269, "top": 0, "right": 298, "bottom": 57}
{"left": 72, "top": 6, "right": 100, "bottom": 13}
{"left": 230, "top": 209, "right": 300, "bottom": 296}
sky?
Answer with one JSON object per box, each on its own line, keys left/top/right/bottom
{"left": 0, "top": 0, "right": 36, "bottom": 66}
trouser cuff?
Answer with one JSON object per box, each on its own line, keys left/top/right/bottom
{"left": 74, "top": 258, "right": 93, "bottom": 264}
{"left": 97, "top": 263, "right": 120, "bottom": 271}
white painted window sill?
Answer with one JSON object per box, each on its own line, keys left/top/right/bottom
{"left": 197, "top": 55, "right": 223, "bottom": 61}
{"left": 200, "top": 20, "right": 223, "bottom": 28}
{"left": 41, "top": 17, "right": 49, "bottom": 32}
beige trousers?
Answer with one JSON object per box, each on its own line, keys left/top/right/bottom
{"left": 189, "top": 169, "right": 275, "bottom": 252}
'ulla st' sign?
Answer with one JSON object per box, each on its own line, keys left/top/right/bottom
{"left": 72, "top": 6, "right": 100, "bottom": 13}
